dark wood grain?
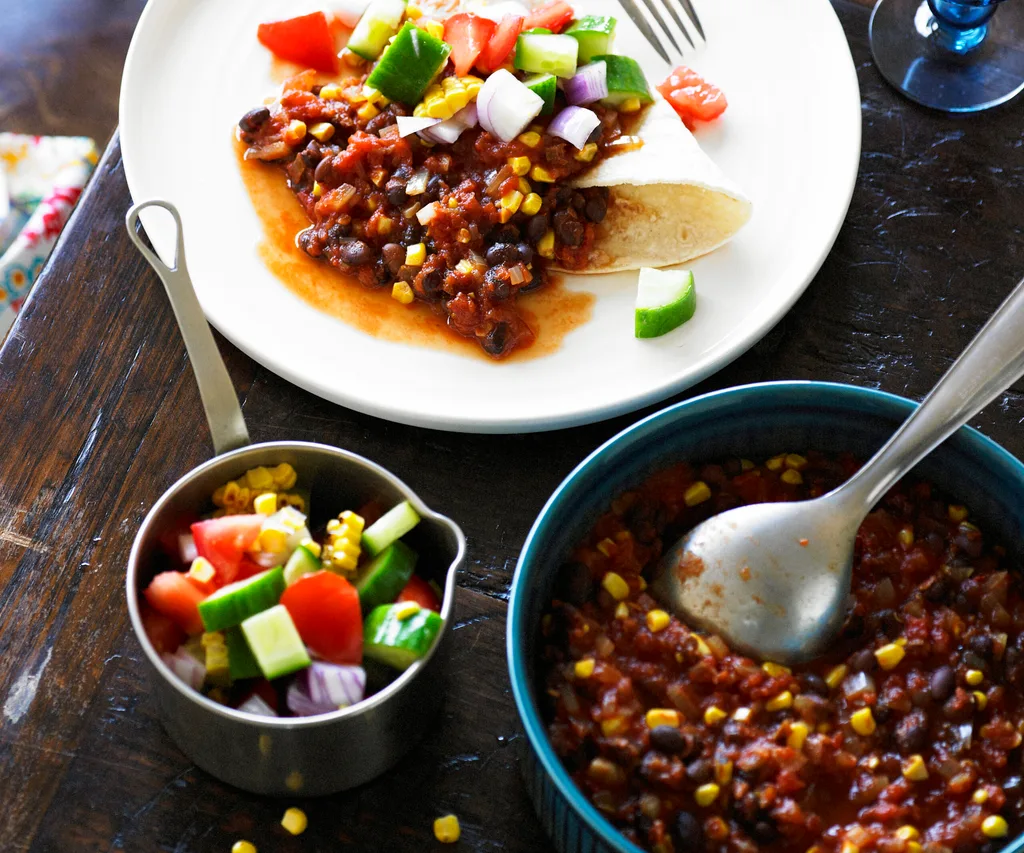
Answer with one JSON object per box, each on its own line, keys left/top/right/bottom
{"left": 1, "top": 1, "right": 1023, "bottom": 851}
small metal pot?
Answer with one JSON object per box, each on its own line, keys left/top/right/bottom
{"left": 125, "top": 202, "right": 465, "bottom": 795}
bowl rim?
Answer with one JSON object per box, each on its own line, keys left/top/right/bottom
{"left": 127, "top": 439, "right": 467, "bottom": 729}
{"left": 507, "top": 379, "right": 1024, "bottom": 853}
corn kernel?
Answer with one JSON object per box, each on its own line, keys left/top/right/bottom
{"left": 300, "top": 537, "right": 321, "bottom": 558}
{"left": 357, "top": 101, "right": 380, "bottom": 122}
{"left": 202, "top": 631, "right": 230, "bottom": 686}
{"left": 765, "top": 455, "right": 785, "bottom": 471}
{"left": 434, "top": 814, "right": 461, "bottom": 843}
{"left": 895, "top": 827, "right": 920, "bottom": 842}
{"left": 740, "top": 458, "right": 755, "bottom": 470}
{"left": 733, "top": 706, "right": 752, "bottom": 722}
{"left": 715, "top": 760, "right": 733, "bottom": 784}
{"left": 807, "top": 847, "right": 824, "bottom": 853}
{"left": 308, "top": 122, "right": 335, "bottom": 143}
{"left": 841, "top": 842, "right": 860, "bottom": 853}
{"left": 393, "top": 601, "right": 421, "bottom": 621}
{"left": 245, "top": 466, "right": 275, "bottom": 490}
{"left": 413, "top": 102, "right": 428, "bottom": 118}
{"left": 392, "top": 281, "right": 415, "bottom": 305}
{"left": 646, "top": 708, "right": 680, "bottom": 729}
{"left": 973, "top": 690, "right": 988, "bottom": 710}
{"left": 850, "top": 707, "right": 876, "bottom": 736}
{"left": 444, "top": 89, "right": 471, "bottom": 112}
{"left": 508, "top": 156, "right": 532, "bottom": 176}
{"left": 406, "top": 3, "right": 423, "bottom": 18}
{"left": 619, "top": 97, "right": 642, "bottom": 113}
{"left": 601, "top": 715, "right": 627, "bottom": 736}
{"left": 312, "top": 181, "right": 324, "bottom": 198}
{"left": 259, "top": 526, "right": 289, "bottom": 553}
{"left": 319, "top": 83, "right": 344, "bottom": 100}
{"left": 232, "top": 843, "right": 257, "bottom": 853}
{"left": 455, "top": 258, "right": 477, "bottom": 275}
{"left": 271, "top": 463, "right": 297, "bottom": 489}
{"left": 575, "top": 658, "right": 595, "bottom": 679}
{"left": 788, "top": 722, "right": 810, "bottom": 750}
{"left": 982, "top": 816, "right": 1008, "bottom": 839}
{"left": 973, "top": 788, "right": 990, "bottom": 805}
{"left": 615, "top": 602, "right": 629, "bottom": 619}
{"left": 602, "top": 572, "right": 630, "bottom": 601}
{"left": 784, "top": 453, "right": 808, "bottom": 470}
{"left": 966, "top": 669, "right": 984, "bottom": 686}
{"left": 530, "top": 165, "right": 556, "bottom": 183}
{"left": 423, "top": 19, "right": 445, "bottom": 39}
{"left": 762, "top": 662, "right": 791, "bottom": 677}
{"left": 281, "top": 807, "right": 308, "bottom": 835}
{"left": 683, "top": 481, "right": 711, "bottom": 507}
{"left": 188, "top": 556, "right": 216, "bottom": 585}
{"left": 518, "top": 131, "right": 542, "bottom": 147}
{"left": 875, "top": 643, "right": 906, "bottom": 670}
{"left": 514, "top": 177, "right": 530, "bottom": 196}
{"left": 825, "top": 664, "right": 849, "bottom": 689}
{"left": 704, "top": 705, "right": 727, "bottom": 726}
{"left": 500, "top": 190, "right": 524, "bottom": 214}
{"left": 253, "top": 492, "right": 278, "bottom": 516}
{"left": 426, "top": 98, "right": 454, "bottom": 119}
{"left": 521, "top": 192, "right": 543, "bottom": 216}
{"left": 537, "top": 230, "right": 555, "bottom": 258}
{"left": 766, "top": 690, "right": 793, "bottom": 712}
{"left": 343, "top": 50, "right": 365, "bottom": 68}
{"left": 646, "top": 609, "right": 670, "bottom": 633}
{"left": 694, "top": 783, "right": 720, "bottom": 807}
{"left": 283, "top": 119, "right": 307, "bottom": 144}
{"left": 780, "top": 469, "right": 803, "bottom": 485}
{"left": 575, "top": 142, "right": 598, "bottom": 162}
{"left": 902, "top": 754, "right": 928, "bottom": 781}
{"left": 899, "top": 527, "right": 914, "bottom": 546}
{"left": 693, "top": 635, "right": 712, "bottom": 657}
{"left": 405, "top": 243, "right": 426, "bottom": 266}
{"left": 896, "top": 637, "right": 908, "bottom": 646}
{"left": 462, "top": 75, "right": 483, "bottom": 97}
{"left": 948, "top": 504, "right": 969, "bottom": 522}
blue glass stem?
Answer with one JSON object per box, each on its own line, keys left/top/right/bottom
{"left": 928, "top": 0, "right": 998, "bottom": 52}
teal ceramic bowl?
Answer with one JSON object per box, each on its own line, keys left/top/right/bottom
{"left": 507, "top": 380, "right": 1024, "bottom": 853}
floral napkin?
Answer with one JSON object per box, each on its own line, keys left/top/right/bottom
{"left": 0, "top": 134, "right": 98, "bottom": 339}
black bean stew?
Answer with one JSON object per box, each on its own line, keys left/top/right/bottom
{"left": 238, "top": 70, "right": 624, "bottom": 358}
{"left": 541, "top": 451, "right": 1024, "bottom": 853}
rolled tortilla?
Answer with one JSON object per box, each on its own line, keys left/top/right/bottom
{"left": 556, "top": 97, "right": 752, "bottom": 274}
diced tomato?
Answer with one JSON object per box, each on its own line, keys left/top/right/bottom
{"left": 445, "top": 14, "right": 496, "bottom": 78}
{"left": 235, "top": 556, "right": 267, "bottom": 581}
{"left": 657, "top": 65, "right": 728, "bottom": 127}
{"left": 356, "top": 499, "right": 384, "bottom": 528}
{"left": 522, "top": 1, "right": 574, "bottom": 33}
{"left": 143, "top": 571, "right": 207, "bottom": 635}
{"left": 281, "top": 571, "right": 363, "bottom": 665}
{"left": 396, "top": 575, "right": 442, "bottom": 612}
{"left": 191, "top": 515, "right": 264, "bottom": 585}
{"left": 156, "top": 515, "right": 199, "bottom": 563}
{"left": 476, "top": 14, "right": 524, "bottom": 73}
{"left": 245, "top": 679, "right": 280, "bottom": 713}
{"left": 139, "top": 601, "right": 187, "bottom": 654}
{"left": 257, "top": 11, "right": 339, "bottom": 73}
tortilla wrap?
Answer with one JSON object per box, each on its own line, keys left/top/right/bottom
{"left": 556, "top": 97, "right": 752, "bottom": 274}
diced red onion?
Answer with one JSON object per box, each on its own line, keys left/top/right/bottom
{"left": 841, "top": 671, "right": 875, "bottom": 698}
{"left": 238, "top": 694, "right": 278, "bottom": 717}
{"left": 416, "top": 201, "right": 440, "bottom": 225}
{"left": 548, "top": 106, "right": 600, "bottom": 150}
{"left": 304, "top": 662, "right": 366, "bottom": 709}
{"left": 397, "top": 116, "right": 441, "bottom": 138}
{"left": 162, "top": 649, "right": 205, "bottom": 691}
{"left": 457, "top": 102, "right": 478, "bottom": 129}
{"left": 286, "top": 680, "right": 334, "bottom": 717}
{"left": 469, "top": 0, "right": 529, "bottom": 21}
{"left": 564, "top": 61, "right": 607, "bottom": 105}
{"left": 178, "top": 533, "right": 197, "bottom": 565}
{"left": 477, "top": 69, "right": 544, "bottom": 142}
{"left": 421, "top": 103, "right": 482, "bottom": 144}
{"left": 406, "top": 168, "right": 429, "bottom": 196}
{"left": 329, "top": 0, "right": 372, "bottom": 27}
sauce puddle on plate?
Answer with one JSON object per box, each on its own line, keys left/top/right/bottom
{"left": 236, "top": 141, "right": 594, "bottom": 363}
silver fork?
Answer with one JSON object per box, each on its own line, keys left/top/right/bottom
{"left": 617, "top": 0, "right": 705, "bottom": 65}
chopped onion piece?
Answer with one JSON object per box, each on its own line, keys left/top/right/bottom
{"left": 328, "top": 0, "right": 372, "bottom": 28}
{"left": 286, "top": 680, "right": 334, "bottom": 717}
{"left": 397, "top": 116, "right": 441, "bottom": 138}
{"left": 416, "top": 201, "right": 441, "bottom": 225}
{"left": 564, "top": 61, "right": 608, "bottom": 105}
{"left": 548, "top": 106, "right": 601, "bottom": 150}
{"left": 477, "top": 69, "right": 544, "bottom": 142}
{"left": 237, "top": 694, "right": 278, "bottom": 717}
{"left": 304, "top": 662, "right": 366, "bottom": 708}
{"left": 486, "top": 164, "right": 513, "bottom": 195}
{"left": 841, "top": 671, "right": 875, "bottom": 698}
{"left": 178, "top": 533, "right": 197, "bottom": 565}
{"left": 406, "top": 168, "right": 430, "bottom": 196}
{"left": 457, "top": 102, "right": 479, "bottom": 129}
{"left": 162, "top": 649, "right": 205, "bottom": 691}
{"left": 421, "top": 103, "right": 481, "bottom": 144}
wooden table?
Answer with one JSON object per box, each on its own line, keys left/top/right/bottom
{"left": 2, "top": 2, "right": 1022, "bottom": 850}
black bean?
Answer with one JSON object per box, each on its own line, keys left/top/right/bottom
{"left": 486, "top": 243, "right": 519, "bottom": 266}
{"left": 570, "top": 192, "right": 587, "bottom": 212}
{"left": 386, "top": 181, "right": 407, "bottom": 206}
{"left": 484, "top": 266, "right": 511, "bottom": 300}
{"left": 314, "top": 156, "right": 335, "bottom": 184}
{"left": 554, "top": 187, "right": 574, "bottom": 206}
{"left": 649, "top": 725, "right": 686, "bottom": 754}
{"left": 553, "top": 210, "right": 584, "bottom": 248}
{"left": 800, "top": 673, "right": 828, "bottom": 696}
{"left": 963, "top": 651, "right": 987, "bottom": 671}
{"left": 338, "top": 239, "right": 372, "bottom": 266}
{"left": 516, "top": 243, "right": 534, "bottom": 264}
{"left": 924, "top": 578, "right": 950, "bottom": 602}
{"left": 931, "top": 666, "right": 956, "bottom": 701}
{"left": 526, "top": 215, "right": 549, "bottom": 244}
{"left": 382, "top": 243, "right": 405, "bottom": 276}
{"left": 327, "top": 221, "right": 351, "bottom": 242}
{"left": 584, "top": 194, "right": 608, "bottom": 223}
{"left": 685, "top": 757, "right": 713, "bottom": 784}
{"left": 239, "top": 106, "right": 270, "bottom": 134}
{"left": 426, "top": 174, "right": 444, "bottom": 196}
{"left": 372, "top": 258, "right": 390, "bottom": 285}
{"left": 894, "top": 709, "right": 929, "bottom": 752}
{"left": 587, "top": 125, "right": 603, "bottom": 144}
{"left": 969, "top": 634, "right": 994, "bottom": 658}
{"left": 419, "top": 268, "right": 443, "bottom": 298}
{"left": 851, "top": 649, "right": 876, "bottom": 672}
{"left": 397, "top": 265, "right": 418, "bottom": 283}
{"left": 493, "top": 224, "right": 521, "bottom": 243}
{"left": 673, "top": 812, "right": 704, "bottom": 850}
{"left": 557, "top": 562, "right": 593, "bottom": 607}
{"left": 482, "top": 322, "right": 510, "bottom": 356}
{"left": 752, "top": 821, "right": 779, "bottom": 843}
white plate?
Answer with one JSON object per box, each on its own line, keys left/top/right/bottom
{"left": 120, "top": 0, "right": 860, "bottom": 433}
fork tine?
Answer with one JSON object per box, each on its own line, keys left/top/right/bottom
{"left": 677, "top": 0, "right": 705, "bottom": 41}
{"left": 655, "top": 0, "right": 696, "bottom": 50}
{"left": 635, "top": 0, "right": 684, "bottom": 57}
{"left": 617, "top": 0, "right": 671, "bottom": 65}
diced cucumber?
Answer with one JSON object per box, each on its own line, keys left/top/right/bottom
{"left": 522, "top": 27, "right": 552, "bottom": 34}
{"left": 363, "top": 603, "right": 443, "bottom": 670}
{"left": 362, "top": 500, "right": 421, "bottom": 557}
{"left": 241, "top": 604, "right": 311, "bottom": 680}
{"left": 225, "top": 626, "right": 263, "bottom": 681}
{"left": 347, "top": 0, "right": 407, "bottom": 61}
{"left": 283, "top": 542, "right": 322, "bottom": 586}
{"left": 197, "top": 567, "right": 286, "bottom": 632}
{"left": 592, "top": 54, "right": 652, "bottom": 106}
{"left": 356, "top": 541, "right": 418, "bottom": 612}
{"left": 635, "top": 268, "right": 696, "bottom": 338}
{"left": 514, "top": 33, "right": 579, "bottom": 79}
{"left": 565, "top": 16, "right": 616, "bottom": 64}
{"left": 366, "top": 21, "right": 451, "bottom": 105}
{"left": 524, "top": 73, "right": 557, "bottom": 115}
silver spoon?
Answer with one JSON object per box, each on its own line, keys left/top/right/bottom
{"left": 651, "top": 274, "right": 1024, "bottom": 665}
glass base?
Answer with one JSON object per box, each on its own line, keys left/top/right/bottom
{"left": 869, "top": 0, "right": 1024, "bottom": 112}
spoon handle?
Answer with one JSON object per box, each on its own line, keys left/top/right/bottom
{"left": 126, "top": 200, "right": 251, "bottom": 457}
{"left": 839, "top": 274, "right": 1024, "bottom": 511}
